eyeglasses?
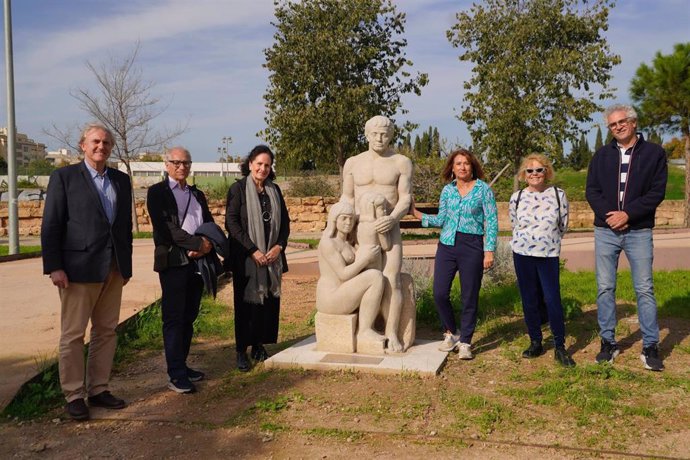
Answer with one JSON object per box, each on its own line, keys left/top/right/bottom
{"left": 167, "top": 160, "right": 192, "bottom": 168}
{"left": 607, "top": 117, "right": 632, "bottom": 130}
{"left": 525, "top": 167, "right": 545, "bottom": 174}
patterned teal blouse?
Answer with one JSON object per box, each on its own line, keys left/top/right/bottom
{"left": 421, "top": 179, "right": 498, "bottom": 251}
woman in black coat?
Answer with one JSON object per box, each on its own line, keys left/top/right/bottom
{"left": 225, "top": 145, "right": 290, "bottom": 372}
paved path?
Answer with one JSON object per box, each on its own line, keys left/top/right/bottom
{"left": 1, "top": 230, "right": 689, "bottom": 408}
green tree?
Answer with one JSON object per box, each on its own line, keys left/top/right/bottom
{"left": 631, "top": 42, "right": 690, "bottom": 226}
{"left": 447, "top": 0, "right": 620, "bottom": 190}
{"left": 594, "top": 126, "right": 603, "bottom": 151}
{"left": 23, "top": 158, "right": 56, "bottom": 176}
{"left": 262, "top": 0, "right": 428, "bottom": 175}
{"left": 567, "top": 132, "right": 591, "bottom": 170}
{"left": 663, "top": 137, "right": 685, "bottom": 160}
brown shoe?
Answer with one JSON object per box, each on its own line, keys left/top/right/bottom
{"left": 65, "top": 398, "right": 90, "bottom": 421}
{"left": 88, "top": 391, "right": 126, "bottom": 409}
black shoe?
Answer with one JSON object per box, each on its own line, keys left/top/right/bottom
{"left": 168, "top": 377, "right": 197, "bottom": 394}
{"left": 187, "top": 368, "right": 205, "bottom": 382}
{"left": 555, "top": 347, "right": 576, "bottom": 367}
{"left": 595, "top": 339, "right": 620, "bottom": 364}
{"left": 640, "top": 344, "right": 664, "bottom": 372}
{"left": 251, "top": 344, "right": 269, "bottom": 362}
{"left": 237, "top": 351, "right": 251, "bottom": 372}
{"left": 522, "top": 340, "right": 544, "bottom": 358}
{"left": 87, "top": 391, "right": 126, "bottom": 409}
{"left": 65, "top": 398, "right": 89, "bottom": 421}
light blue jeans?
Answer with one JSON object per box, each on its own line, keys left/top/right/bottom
{"left": 594, "top": 227, "right": 659, "bottom": 347}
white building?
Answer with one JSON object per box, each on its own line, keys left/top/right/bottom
{"left": 45, "top": 148, "right": 79, "bottom": 166}
{"left": 118, "top": 161, "right": 242, "bottom": 178}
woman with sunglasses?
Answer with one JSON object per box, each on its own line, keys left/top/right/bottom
{"left": 410, "top": 149, "right": 498, "bottom": 360}
{"left": 509, "top": 154, "right": 575, "bottom": 367}
{"left": 225, "top": 145, "right": 290, "bottom": 372}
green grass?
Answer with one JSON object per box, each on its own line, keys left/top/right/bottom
{"left": 416, "top": 269, "right": 690, "bottom": 327}
{"left": 667, "top": 165, "right": 686, "bottom": 200}
{"left": 0, "top": 245, "right": 41, "bottom": 256}
{"left": 133, "top": 231, "right": 153, "bottom": 239}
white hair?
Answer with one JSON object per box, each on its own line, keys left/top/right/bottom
{"left": 604, "top": 104, "right": 637, "bottom": 123}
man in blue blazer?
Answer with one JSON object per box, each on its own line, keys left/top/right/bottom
{"left": 41, "top": 123, "right": 133, "bottom": 420}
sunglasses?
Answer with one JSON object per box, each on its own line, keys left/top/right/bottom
{"left": 525, "top": 167, "right": 545, "bottom": 174}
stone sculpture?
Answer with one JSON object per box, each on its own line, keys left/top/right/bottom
{"left": 315, "top": 115, "right": 415, "bottom": 354}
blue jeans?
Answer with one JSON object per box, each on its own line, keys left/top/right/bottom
{"left": 594, "top": 227, "right": 659, "bottom": 347}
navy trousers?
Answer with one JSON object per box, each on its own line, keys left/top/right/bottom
{"left": 433, "top": 232, "right": 484, "bottom": 344}
{"left": 159, "top": 264, "right": 204, "bottom": 380}
{"left": 512, "top": 252, "right": 566, "bottom": 348}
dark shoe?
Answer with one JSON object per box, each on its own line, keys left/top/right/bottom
{"left": 640, "top": 344, "right": 664, "bottom": 372}
{"left": 187, "top": 368, "right": 205, "bottom": 382}
{"left": 555, "top": 347, "right": 576, "bottom": 367}
{"left": 237, "top": 351, "right": 251, "bottom": 372}
{"left": 87, "top": 391, "right": 126, "bottom": 409}
{"left": 251, "top": 344, "right": 269, "bottom": 362}
{"left": 595, "top": 339, "right": 620, "bottom": 364}
{"left": 65, "top": 398, "right": 89, "bottom": 421}
{"left": 168, "top": 377, "right": 197, "bottom": 394}
{"left": 522, "top": 340, "right": 544, "bottom": 358}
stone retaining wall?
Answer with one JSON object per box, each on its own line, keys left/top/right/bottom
{"left": 1, "top": 198, "right": 686, "bottom": 236}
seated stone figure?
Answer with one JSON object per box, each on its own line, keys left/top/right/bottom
{"left": 315, "top": 201, "right": 386, "bottom": 349}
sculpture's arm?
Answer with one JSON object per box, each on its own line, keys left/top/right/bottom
{"left": 319, "top": 238, "right": 379, "bottom": 283}
{"left": 340, "top": 158, "right": 355, "bottom": 207}
{"left": 374, "top": 156, "right": 412, "bottom": 234}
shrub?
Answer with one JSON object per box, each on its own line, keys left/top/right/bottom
{"left": 288, "top": 175, "right": 336, "bottom": 197}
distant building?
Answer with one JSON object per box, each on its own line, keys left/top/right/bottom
{"left": 119, "top": 161, "right": 242, "bottom": 178}
{"left": 0, "top": 127, "right": 47, "bottom": 166}
{"left": 45, "top": 148, "right": 79, "bottom": 166}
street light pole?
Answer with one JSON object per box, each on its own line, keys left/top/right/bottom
{"left": 4, "top": 0, "right": 19, "bottom": 254}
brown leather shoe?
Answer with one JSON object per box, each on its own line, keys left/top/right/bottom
{"left": 88, "top": 391, "right": 126, "bottom": 409}
{"left": 65, "top": 398, "right": 90, "bottom": 421}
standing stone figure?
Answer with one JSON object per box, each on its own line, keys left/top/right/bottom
{"left": 341, "top": 115, "right": 413, "bottom": 352}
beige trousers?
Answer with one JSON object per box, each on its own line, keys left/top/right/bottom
{"left": 58, "top": 266, "right": 124, "bottom": 402}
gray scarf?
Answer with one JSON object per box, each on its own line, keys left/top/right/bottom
{"left": 244, "top": 177, "right": 282, "bottom": 303}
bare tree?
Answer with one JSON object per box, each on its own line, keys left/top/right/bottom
{"left": 46, "top": 43, "right": 188, "bottom": 231}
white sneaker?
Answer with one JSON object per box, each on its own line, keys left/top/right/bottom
{"left": 438, "top": 332, "right": 460, "bottom": 352}
{"left": 457, "top": 342, "right": 473, "bottom": 360}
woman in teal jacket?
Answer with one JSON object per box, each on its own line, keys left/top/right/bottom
{"left": 410, "top": 149, "right": 498, "bottom": 360}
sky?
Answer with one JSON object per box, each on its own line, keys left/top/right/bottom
{"left": 1, "top": 0, "right": 688, "bottom": 162}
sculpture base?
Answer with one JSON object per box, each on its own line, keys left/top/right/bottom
{"left": 264, "top": 335, "right": 448, "bottom": 376}
{"left": 315, "top": 312, "right": 357, "bottom": 353}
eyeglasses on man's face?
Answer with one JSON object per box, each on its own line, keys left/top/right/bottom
{"left": 167, "top": 160, "right": 192, "bottom": 168}
{"left": 607, "top": 117, "right": 633, "bottom": 130}
{"left": 525, "top": 167, "right": 545, "bottom": 174}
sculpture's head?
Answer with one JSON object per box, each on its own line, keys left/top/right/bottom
{"left": 364, "top": 116, "right": 394, "bottom": 153}
{"left": 324, "top": 200, "right": 356, "bottom": 238}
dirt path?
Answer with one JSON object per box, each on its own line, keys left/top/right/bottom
{"left": 2, "top": 274, "right": 689, "bottom": 459}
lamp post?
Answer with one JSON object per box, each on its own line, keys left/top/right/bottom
{"left": 218, "top": 136, "right": 232, "bottom": 178}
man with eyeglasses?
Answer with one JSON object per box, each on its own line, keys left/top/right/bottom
{"left": 147, "top": 147, "right": 214, "bottom": 393}
{"left": 585, "top": 104, "right": 668, "bottom": 371}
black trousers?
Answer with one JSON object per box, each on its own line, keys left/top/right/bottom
{"left": 232, "top": 270, "right": 280, "bottom": 352}
{"left": 159, "top": 264, "right": 203, "bottom": 380}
